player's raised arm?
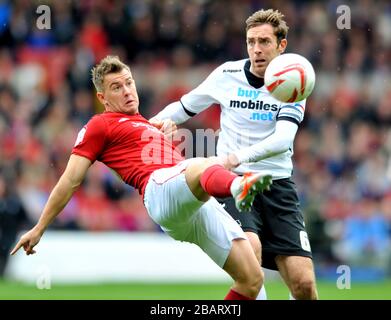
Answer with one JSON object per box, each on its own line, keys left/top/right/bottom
{"left": 151, "top": 101, "right": 193, "bottom": 125}
{"left": 10, "top": 154, "right": 92, "bottom": 256}
{"left": 232, "top": 119, "right": 299, "bottom": 165}
{"left": 152, "top": 63, "right": 225, "bottom": 125}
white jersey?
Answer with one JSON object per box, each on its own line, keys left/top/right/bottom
{"left": 181, "top": 59, "right": 306, "bottom": 178}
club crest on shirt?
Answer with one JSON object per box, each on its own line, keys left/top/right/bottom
{"left": 74, "top": 127, "right": 86, "bottom": 146}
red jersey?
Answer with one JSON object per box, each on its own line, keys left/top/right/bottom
{"left": 72, "top": 112, "right": 184, "bottom": 196}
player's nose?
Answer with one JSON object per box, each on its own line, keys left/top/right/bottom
{"left": 123, "top": 85, "right": 131, "bottom": 96}
{"left": 254, "top": 46, "right": 262, "bottom": 54}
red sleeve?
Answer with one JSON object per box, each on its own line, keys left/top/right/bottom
{"left": 72, "top": 115, "right": 107, "bottom": 162}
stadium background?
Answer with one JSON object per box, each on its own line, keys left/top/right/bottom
{"left": 1, "top": 0, "right": 391, "bottom": 299}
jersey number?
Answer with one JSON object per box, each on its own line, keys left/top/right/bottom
{"left": 299, "top": 231, "right": 311, "bottom": 252}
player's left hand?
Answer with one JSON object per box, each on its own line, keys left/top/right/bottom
{"left": 149, "top": 118, "right": 177, "bottom": 139}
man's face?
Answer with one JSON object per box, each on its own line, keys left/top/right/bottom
{"left": 97, "top": 68, "right": 139, "bottom": 115}
{"left": 246, "top": 24, "right": 287, "bottom": 78}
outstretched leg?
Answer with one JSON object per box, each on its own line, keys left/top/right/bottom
{"left": 184, "top": 158, "right": 272, "bottom": 211}
{"left": 184, "top": 157, "right": 231, "bottom": 201}
{"left": 144, "top": 157, "right": 271, "bottom": 299}
{"left": 183, "top": 157, "right": 271, "bottom": 299}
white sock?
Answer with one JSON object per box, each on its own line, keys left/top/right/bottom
{"left": 229, "top": 177, "right": 242, "bottom": 196}
{"left": 256, "top": 285, "right": 267, "bottom": 300}
{"left": 289, "top": 292, "right": 296, "bottom": 300}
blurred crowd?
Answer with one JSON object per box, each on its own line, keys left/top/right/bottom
{"left": 1, "top": 0, "right": 391, "bottom": 274}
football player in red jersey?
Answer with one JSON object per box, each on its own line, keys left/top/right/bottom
{"left": 11, "top": 56, "right": 273, "bottom": 300}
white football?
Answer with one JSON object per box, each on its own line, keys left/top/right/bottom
{"left": 265, "top": 53, "right": 315, "bottom": 103}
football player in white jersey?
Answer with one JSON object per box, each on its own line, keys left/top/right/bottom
{"left": 151, "top": 9, "right": 318, "bottom": 300}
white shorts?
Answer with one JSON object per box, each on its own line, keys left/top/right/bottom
{"left": 143, "top": 160, "right": 246, "bottom": 268}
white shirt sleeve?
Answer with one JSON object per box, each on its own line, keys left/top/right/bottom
{"left": 180, "top": 65, "right": 222, "bottom": 114}
{"left": 153, "top": 101, "right": 192, "bottom": 124}
{"left": 153, "top": 64, "right": 224, "bottom": 124}
{"left": 234, "top": 120, "right": 299, "bottom": 164}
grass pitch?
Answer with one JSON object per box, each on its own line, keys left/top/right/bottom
{"left": 1, "top": 279, "right": 390, "bottom": 300}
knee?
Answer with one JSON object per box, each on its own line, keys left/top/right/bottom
{"left": 186, "top": 158, "right": 207, "bottom": 180}
{"left": 225, "top": 238, "right": 264, "bottom": 298}
{"left": 240, "top": 266, "right": 264, "bottom": 298}
{"left": 290, "top": 277, "right": 318, "bottom": 300}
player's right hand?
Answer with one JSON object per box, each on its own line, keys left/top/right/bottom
{"left": 10, "top": 228, "right": 43, "bottom": 256}
{"left": 149, "top": 117, "right": 177, "bottom": 139}
{"left": 220, "top": 154, "right": 240, "bottom": 171}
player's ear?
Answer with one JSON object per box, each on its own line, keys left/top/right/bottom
{"left": 96, "top": 92, "right": 107, "bottom": 107}
{"left": 278, "top": 39, "right": 287, "bottom": 53}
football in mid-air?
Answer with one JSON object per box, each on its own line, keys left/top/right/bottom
{"left": 265, "top": 53, "right": 315, "bottom": 103}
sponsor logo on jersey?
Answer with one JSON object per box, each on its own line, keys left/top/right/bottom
{"left": 229, "top": 99, "right": 278, "bottom": 111}
{"left": 231, "top": 87, "right": 278, "bottom": 112}
{"left": 118, "top": 117, "right": 130, "bottom": 123}
{"left": 223, "top": 69, "right": 242, "bottom": 73}
{"left": 237, "top": 87, "right": 261, "bottom": 100}
{"left": 249, "top": 112, "right": 274, "bottom": 121}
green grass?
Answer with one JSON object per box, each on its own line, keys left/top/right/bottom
{"left": 1, "top": 279, "right": 391, "bottom": 300}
